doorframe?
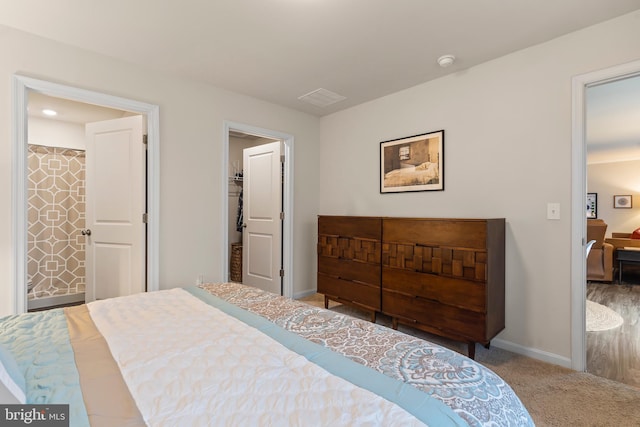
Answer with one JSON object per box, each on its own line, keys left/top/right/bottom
{"left": 12, "top": 74, "right": 160, "bottom": 314}
{"left": 570, "top": 59, "right": 640, "bottom": 371}
{"left": 222, "top": 121, "right": 294, "bottom": 298}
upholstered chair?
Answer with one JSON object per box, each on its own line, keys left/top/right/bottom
{"left": 586, "top": 219, "right": 614, "bottom": 282}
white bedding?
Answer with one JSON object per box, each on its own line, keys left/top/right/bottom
{"left": 87, "top": 289, "right": 428, "bottom": 426}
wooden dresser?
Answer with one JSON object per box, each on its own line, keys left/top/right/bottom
{"left": 317, "top": 216, "right": 505, "bottom": 359}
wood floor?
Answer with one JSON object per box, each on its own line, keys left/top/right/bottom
{"left": 587, "top": 264, "right": 640, "bottom": 388}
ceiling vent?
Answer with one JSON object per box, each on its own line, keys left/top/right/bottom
{"left": 298, "top": 88, "right": 346, "bottom": 108}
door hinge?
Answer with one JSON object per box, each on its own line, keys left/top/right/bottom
{"left": 280, "top": 212, "right": 284, "bottom": 220}
{"left": 279, "top": 269, "right": 285, "bottom": 277}
{"left": 142, "top": 213, "right": 148, "bottom": 223}
{"left": 280, "top": 155, "right": 285, "bottom": 163}
{"left": 143, "top": 134, "right": 148, "bottom": 145}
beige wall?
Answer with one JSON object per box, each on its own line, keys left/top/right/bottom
{"left": 0, "top": 25, "right": 321, "bottom": 316}
{"left": 318, "top": 11, "right": 640, "bottom": 364}
{"left": 588, "top": 159, "right": 640, "bottom": 235}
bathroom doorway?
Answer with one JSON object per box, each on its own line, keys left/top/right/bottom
{"left": 12, "top": 75, "right": 161, "bottom": 314}
{"left": 26, "top": 93, "right": 142, "bottom": 310}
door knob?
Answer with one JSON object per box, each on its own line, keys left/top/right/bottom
{"left": 242, "top": 223, "right": 247, "bottom": 228}
{"left": 81, "top": 229, "right": 92, "bottom": 236}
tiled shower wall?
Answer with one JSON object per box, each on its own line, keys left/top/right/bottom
{"left": 27, "top": 145, "right": 86, "bottom": 300}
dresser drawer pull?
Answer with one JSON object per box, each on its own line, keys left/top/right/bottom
{"left": 385, "top": 288, "right": 439, "bottom": 303}
{"left": 385, "top": 288, "right": 413, "bottom": 298}
{"left": 414, "top": 294, "right": 440, "bottom": 304}
{"left": 393, "top": 314, "right": 417, "bottom": 324}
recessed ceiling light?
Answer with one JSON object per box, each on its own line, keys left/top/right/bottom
{"left": 42, "top": 109, "right": 57, "bottom": 116}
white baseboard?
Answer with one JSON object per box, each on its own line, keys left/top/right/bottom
{"left": 293, "top": 289, "right": 318, "bottom": 300}
{"left": 492, "top": 338, "right": 573, "bottom": 369}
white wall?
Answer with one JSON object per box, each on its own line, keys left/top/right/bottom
{"left": 28, "top": 117, "right": 84, "bottom": 149}
{"left": 588, "top": 160, "right": 640, "bottom": 235}
{"left": 0, "top": 25, "right": 321, "bottom": 316}
{"left": 318, "top": 11, "right": 640, "bottom": 363}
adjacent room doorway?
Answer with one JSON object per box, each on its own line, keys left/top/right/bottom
{"left": 571, "top": 59, "right": 640, "bottom": 373}
{"left": 12, "top": 75, "right": 160, "bottom": 314}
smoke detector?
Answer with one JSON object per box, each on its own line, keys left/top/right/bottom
{"left": 437, "top": 55, "right": 456, "bottom": 68}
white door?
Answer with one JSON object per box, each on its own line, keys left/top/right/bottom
{"left": 242, "top": 141, "right": 282, "bottom": 294}
{"left": 84, "top": 116, "right": 146, "bottom": 301}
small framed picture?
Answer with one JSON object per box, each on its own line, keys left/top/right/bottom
{"left": 586, "top": 193, "right": 597, "bottom": 218}
{"left": 613, "top": 195, "right": 632, "bottom": 209}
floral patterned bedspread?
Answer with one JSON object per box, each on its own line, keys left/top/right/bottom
{"left": 199, "top": 283, "right": 534, "bottom": 427}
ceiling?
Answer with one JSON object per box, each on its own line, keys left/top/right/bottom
{"left": 28, "top": 92, "right": 129, "bottom": 123}
{"left": 2, "top": 0, "right": 640, "bottom": 117}
{"left": 6, "top": 1, "right": 640, "bottom": 162}
{"left": 586, "top": 75, "right": 640, "bottom": 164}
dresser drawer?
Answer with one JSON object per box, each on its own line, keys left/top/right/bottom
{"left": 318, "top": 216, "right": 381, "bottom": 240}
{"left": 382, "top": 267, "right": 485, "bottom": 312}
{"left": 382, "top": 290, "right": 486, "bottom": 341}
{"left": 318, "top": 273, "right": 381, "bottom": 310}
{"left": 318, "top": 256, "right": 380, "bottom": 285}
{"left": 384, "top": 218, "right": 488, "bottom": 249}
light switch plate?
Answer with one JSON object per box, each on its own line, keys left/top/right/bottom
{"left": 547, "top": 203, "right": 560, "bottom": 220}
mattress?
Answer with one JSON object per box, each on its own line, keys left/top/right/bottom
{"left": 0, "top": 282, "right": 533, "bottom": 426}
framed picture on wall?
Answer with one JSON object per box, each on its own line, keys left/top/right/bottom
{"left": 613, "top": 195, "right": 633, "bottom": 209}
{"left": 587, "top": 193, "right": 597, "bottom": 218}
{"left": 380, "top": 130, "right": 444, "bottom": 193}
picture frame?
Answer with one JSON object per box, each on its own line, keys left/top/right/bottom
{"left": 586, "top": 193, "right": 597, "bottom": 219}
{"left": 380, "top": 130, "right": 444, "bottom": 193}
{"left": 613, "top": 195, "right": 633, "bottom": 209}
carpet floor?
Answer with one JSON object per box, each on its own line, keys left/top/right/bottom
{"left": 299, "top": 294, "right": 640, "bottom": 426}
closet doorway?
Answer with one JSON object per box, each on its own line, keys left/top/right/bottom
{"left": 223, "top": 122, "right": 294, "bottom": 298}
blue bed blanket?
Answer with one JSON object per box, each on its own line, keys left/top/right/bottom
{"left": 0, "top": 309, "right": 90, "bottom": 427}
{"left": 0, "top": 284, "right": 534, "bottom": 426}
{"left": 1, "top": 289, "right": 467, "bottom": 426}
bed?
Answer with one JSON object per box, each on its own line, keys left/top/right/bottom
{"left": 0, "top": 282, "right": 533, "bottom": 426}
{"left": 383, "top": 162, "right": 439, "bottom": 187}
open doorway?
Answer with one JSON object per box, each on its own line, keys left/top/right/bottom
{"left": 571, "top": 59, "right": 640, "bottom": 378}
{"left": 584, "top": 74, "right": 640, "bottom": 387}
{"left": 222, "top": 122, "right": 294, "bottom": 298}
{"left": 26, "top": 93, "right": 140, "bottom": 310}
{"left": 229, "top": 131, "right": 284, "bottom": 295}
{"left": 12, "top": 75, "right": 160, "bottom": 314}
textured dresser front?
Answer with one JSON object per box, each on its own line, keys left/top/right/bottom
{"left": 381, "top": 218, "right": 505, "bottom": 356}
{"left": 317, "top": 216, "right": 382, "bottom": 314}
